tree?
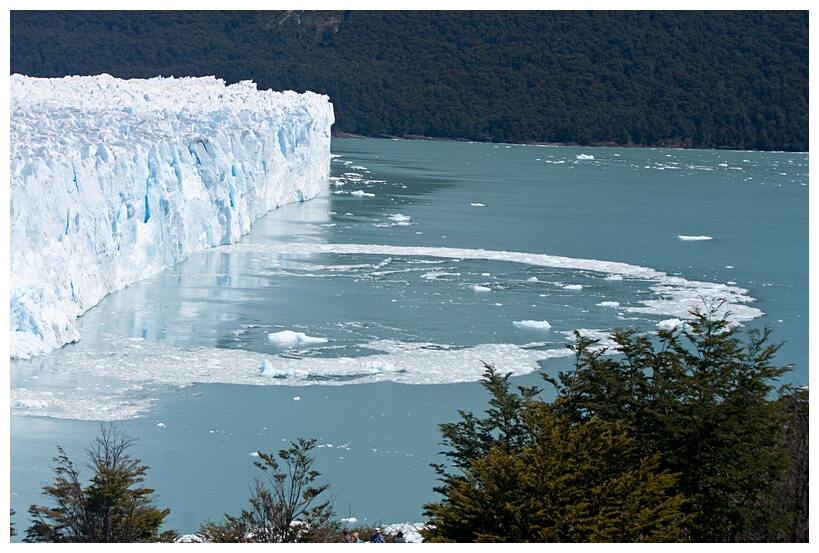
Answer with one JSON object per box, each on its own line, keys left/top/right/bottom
{"left": 198, "top": 437, "right": 338, "bottom": 543}
{"left": 547, "top": 304, "right": 793, "bottom": 541}
{"left": 432, "top": 363, "right": 539, "bottom": 486}
{"left": 424, "top": 368, "right": 689, "bottom": 543}
{"left": 752, "top": 386, "right": 809, "bottom": 542}
{"left": 25, "top": 423, "right": 175, "bottom": 543}
{"left": 426, "top": 304, "right": 802, "bottom": 542}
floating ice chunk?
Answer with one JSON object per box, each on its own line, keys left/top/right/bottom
{"left": 471, "top": 202, "right": 485, "bottom": 207}
{"left": 267, "top": 330, "right": 328, "bottom": 345}
{"left": 527, "top": 276, "right": 539, "bottom": 282}
{"left": 422, "top": 270, "right": 461, "bottom": 280}
{"left": 564, "top": 284, "right": 583, "bottom": 290}
{"left": 293, "top": 396, "right": 301, "bottom": 401}
{"left": 157, "top": 422, "right": 166, "bottom": 428}
{"left": 678, "top": 235, "right": 713, "bottom": 241}
{"left": 598, "top": 301, "right": 620, "bottom": 308}
{"left": 388, "top": 214, "right": 412, "bottom": 225}
{"left": 473, "top": 285, "right": 492, "bottom": 292}
{"left": 350, "top": 189, "right": 375, "bottom": 197}
{"left": 250, "top": 451, "right": 260, "bottom": 457}
{"left": 513, "top": 320, "right": 552, "bottom": 331}
{"left": 576, "top": 154, "right": 594, "bottom": 160}
{"left": 257, "top": 364, "right": 311, "bottom": 379}
{"left": 375, "top": 213, "right": 412, "bottom": 227}
{"left": 259, "top": 359, "right": 275, "bottom": 375}
{"left": 657, "top": 318, "right": 690, "bottom": 331}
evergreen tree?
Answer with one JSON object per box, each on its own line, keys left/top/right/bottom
{"left": 432, "top": 363, "right": 539, "bottom": 486}
{"left": 426, "top": 304, "right": 800, "bottom": 542}
{"left": 25, "top": 423, "right": 175, "bottom": 543}
{"left": 753, "top": 386, "right": 809, "bottom": 542}
{"left": 424, "top": 400, "right": 689, "bottom": 542}
{"left": 547, "top": 303, "right": 792, "bottom": 541}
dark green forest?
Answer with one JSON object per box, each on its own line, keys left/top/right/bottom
{"left": 10, "top": 11, "right": 808, "bottom": 151}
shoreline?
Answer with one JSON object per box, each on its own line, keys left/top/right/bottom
{"left": 331, "top": 130, "right": 805, "bottom": 154}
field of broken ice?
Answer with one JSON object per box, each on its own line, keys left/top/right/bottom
{"left": 10, "top": 129, "right": 808, "bottom": 422}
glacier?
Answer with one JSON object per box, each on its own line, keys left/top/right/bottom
{"left": 9, "top": 74, "right": 334, "bottom": 359}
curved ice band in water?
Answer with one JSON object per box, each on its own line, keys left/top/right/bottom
{"left": 11, "top": 241, "right": 762, "bottom": 420}
{"left": 217, "top": 241, "right": 763, "bottom": 322}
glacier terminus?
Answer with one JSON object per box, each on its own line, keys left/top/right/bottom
{"left": 9, "top": 74, "right": 334, "bottom": 359}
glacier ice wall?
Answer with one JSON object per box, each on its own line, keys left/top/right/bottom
{"left": 9, "top": 74, "right": 334, "bottom": 359}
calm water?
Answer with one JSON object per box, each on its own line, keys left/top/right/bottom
{"left": 9, "top": 139, "right": 809, "bottom": 538}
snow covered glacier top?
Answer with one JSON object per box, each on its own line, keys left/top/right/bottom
{"left": 9, "top": 74, "right": 334, "bottom": 359}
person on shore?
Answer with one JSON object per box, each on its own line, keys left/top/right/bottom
{"left": 370, "top": 528, "right": 385, "bottom": 543}
{"left": 393, "top": 531, "right": 406, "bottom": 543}
{"left": 341, "top": 527, "right": 355, "bottom": 543}
{"left": 352, "top": 531, "right": 364, "bottom": 543}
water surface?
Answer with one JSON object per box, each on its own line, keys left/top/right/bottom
{"left": 10, "top": 139, "right": 808, "bottom": 537}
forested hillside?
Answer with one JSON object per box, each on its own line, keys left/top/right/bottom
{"left": 10, "top": 11, "right": 808, "bottom": 151}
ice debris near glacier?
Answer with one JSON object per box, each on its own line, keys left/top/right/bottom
{"left": 9, "top": 74, "right": 334, "bottom": 359}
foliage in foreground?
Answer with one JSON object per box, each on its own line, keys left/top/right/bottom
{"left": 424, "top": 305, "right": 807, "bottom": 542}
{"left": 425, "top": 399, "right": 690, "bottom": 542}
{"left": 25, "top": 423, "right": 176, "bottom": 543}
{"left": 198, "top": 438, "right": 338, "bottom": 543}
{"left": 18, "top": 307, "right": 806, "bottom": 543}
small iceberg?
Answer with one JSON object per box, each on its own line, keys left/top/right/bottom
{"left": 576, "top": 154, "right": 594, "bottom": 160}
{"left": 513, "top": 320, "right": 552, "bottom": 331}
{"left": 388, "top": 213, "right": 412, "bottom": 225}
{"left": 259, "top": 359, "right": 275, "bottom": 375}
{"left": 678, "top": 235, "right": 713, "bottom": 241}
{"left": 657, "top": 318, "right": 692, "bottom": 332}
{"left": 267, "top": 330, "right": 329, "bottom": 345}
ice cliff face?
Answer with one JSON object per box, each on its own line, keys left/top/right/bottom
{"left": 9, "top": 74, "right": 334, "bottom": 359}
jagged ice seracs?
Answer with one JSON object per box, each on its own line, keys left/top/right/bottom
{"left": 9, "top": 74, "right": 334, "bottom": 359}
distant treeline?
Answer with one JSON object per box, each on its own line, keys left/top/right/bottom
{"left": 10, "top": 10, "right": 808, "bottom": 151}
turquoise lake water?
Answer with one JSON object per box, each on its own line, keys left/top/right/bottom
{"left": 9, "top": 139, "right": 809, "bottom": 538}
